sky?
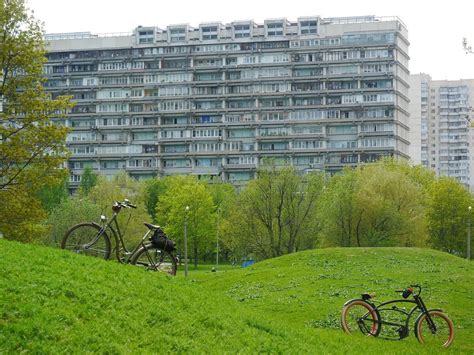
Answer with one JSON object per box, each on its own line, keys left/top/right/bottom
{"left": 26, "top": 0, "right": 474, "bottom": 80}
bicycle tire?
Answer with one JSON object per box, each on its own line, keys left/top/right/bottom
{"left": 414, "top": 310, "right": 454, "bottom": 347}
{"left": 61, "top": 222, "right": 111, "bottom": 260}
{"left": 341, "top": 299, "right": 381, "bottom": 336}
{"left": 130, "top": 244, "right": 177, "bottom": 276}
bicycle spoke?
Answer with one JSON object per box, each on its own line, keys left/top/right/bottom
{"left": 131, "top": 245, "right": 177, "bottom": 275}
{"left": 61, "top": 223, "right": 111, "bottom": 259}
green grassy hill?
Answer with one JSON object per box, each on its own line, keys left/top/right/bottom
{"left": 0, "top": 240, "right": 472, "bottom": 353}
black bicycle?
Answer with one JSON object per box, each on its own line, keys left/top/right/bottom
{"left": 341, "top": 285, "right": 454, "bottom": 347}
{"left": 61, "top": 199, "right": 178, "bottom": 276}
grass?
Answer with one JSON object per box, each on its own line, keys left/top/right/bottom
{"left": 0, "top": 239, "right": 472, "bottom": 353}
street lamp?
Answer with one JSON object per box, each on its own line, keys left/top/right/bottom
{"left": 184, "top": 206, "right": 190, "bottom": 277}
{"left": 216, "top": 207, "right": 221, "bottom": 272}
{"left": 468, "top": 206, "right": 472, "bottom": 261}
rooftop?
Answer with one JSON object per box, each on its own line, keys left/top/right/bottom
{"left": 44, "top": 15, "right": 406, "bottom": 41}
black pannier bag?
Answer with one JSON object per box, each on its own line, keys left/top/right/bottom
{"left": 151, "top": 228, "right": 176, "bottom": 252}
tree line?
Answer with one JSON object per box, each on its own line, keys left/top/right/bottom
{"left": 5, "top": 158, "right": 470, "bottom": 265}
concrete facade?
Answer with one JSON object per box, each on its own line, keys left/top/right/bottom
{"left": 43, "top": 16, "right": 410, "bottom": 188}
{"left": 409, "top": 74, "right": 474, "bottom": 190}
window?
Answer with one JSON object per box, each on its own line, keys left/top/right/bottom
{"left": 201, "top": 26, "right": 219, "bottom": 40}
{"left": 234, "top": 24, "right": 251, "bottom": 38}
{"left": 193, "top": 129, "right": 221, "bottom": 138}
{"left": 163, "top": 159, "right": 191, "bottom": 168}
{"left": 292, "top": 140, "right": 323, "bottom": 149}
{"left": 327, "top": 125, "right": 357, "bottom": 135}
{"left": 99, "top": 62, "right": 129, "bottom": 71}
{"left": 267, "top": 22, "right": 284, "bottom": 36}
{"left": 300, "top": 20, "right": 318, "bottom": 35}
{"left": 169, "top": 28, "right": 186, "bottom": 42}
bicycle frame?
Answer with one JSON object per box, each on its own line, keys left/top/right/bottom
{"left": 99, "top": 211, "right": 153, "bottom": 263}
{"left": 363, "top": 294, "right": 438, "bottom": 339}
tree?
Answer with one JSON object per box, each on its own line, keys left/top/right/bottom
{"left": 142, "top": 177, "right": 172, "bottom": 223}
{"left": 156, "top": 176, "right": 215, "bottom": 268}
{"left": 356, "top": 164, "right": 427, "bottom": 247}
{"left": 318, "top": 167, "right": 364, "bottom": 247}
{"left": 0, "top": 0, "right": 72, "bottom": 240}
{"left": 427, "top": 177, "right": 473, "bottom": 256}
{"left": 207, "top": 182, "right": 236, "bottom": 262}
{"left": 319, "top": 160, "right": 428, "bottom": 247}
{"left": 42, "top": 197, "right": 101, "bottom": 246}
{"left": 221, "top": 166, "right": 325, "bottom": 260}
{"left": 207, "top": 181, "right": 236, "bottom": 214}
{"left": 37, "top": 176, "right": 69, "bottom": 212}
{"left": 78, "top": 166, "right": 97, "bottom": 196}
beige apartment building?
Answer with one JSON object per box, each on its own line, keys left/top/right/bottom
{"left": 43, "top": 16, "right": 410, "bottom": 188}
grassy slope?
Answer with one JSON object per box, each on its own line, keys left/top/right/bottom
{"left": 0, "top": 240, "right": 472, "bottom": 354}
{"left": 194, "top": 248, "right": 473, "bottom": 353}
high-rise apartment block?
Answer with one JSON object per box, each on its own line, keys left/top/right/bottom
{"left": 44, "top": 16, "right": 410, "bottom": 188}
{"left": 409, "top": 74, "right": 474, "bottom": 189}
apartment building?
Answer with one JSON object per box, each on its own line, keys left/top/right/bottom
{"left": 44, "top": 16, "right": 410, "bottom": 188}
{"left": 409, "top": 74, "right": 474, "bottom": 189}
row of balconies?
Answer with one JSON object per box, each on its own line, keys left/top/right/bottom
{"left": 67, "top": 150, "right": 393, "bottom": 171}
{"left": 67, "top": 145, "right": 396, "bottom": 160}
{"left": 44, "top": 70, "right": 398, "bottom": 88}
{"left": 66, "top": 85, "right": 397, "bottom": 101}
{"left": 67, "top": 129, "right": 394, "bottom": 143}
{"left": 66, "top": 102, "right": 398, "bottom": 119}
{"left": 44, "top": 56, "right": 397, "bottom": 75}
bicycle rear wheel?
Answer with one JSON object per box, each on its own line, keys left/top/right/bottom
{"left": 415, "top": 310, "right": 454, "bottom": 347}
{"left": 341, "top": 299, "right": 380, "bottom": 336}
{"left": 61, "top": 223, "right": 111, "bottom": 259}
{"left": 130, "top": 244, "right": 177, "bottom": 276}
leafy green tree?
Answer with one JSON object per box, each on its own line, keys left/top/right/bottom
{"left": 319, "top": 160, "right": 428, "bottom": 247}
{"left": 0, "top": 0, "right": 73, "bottom": 241}
{"left": 142, "top": 177, "right": 172, "bottom": 223}
{"left": 37, "top": 177, "right": 69, "bottom": 213}
{"left": 156, "top": 176, "right": 215, "bottom": 268}
{"left": 79, "top": 166, "right": 97, "bottom": 196}
{"left": 208, "top": 182, "right": 236, "bottom": 214}
{"left": 221, "top": 166, "right": 325, "bottom": 260}
{"left": 207, "top": 182, "right": 236, "bottom": 262}
{"left": 42, "top": 197, "right": 101, "bottom": 246}
{"left": 318, "top": 167, "right": 363, "bottom": 247}
{"left": 357, "top": 164, "right": 427, "bottom": 247}
{"left": 427, "top": 177, "right": 473, "bottom": 256}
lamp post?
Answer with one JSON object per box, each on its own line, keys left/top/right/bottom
{"left": 468, "top": 206, "right": 472, "bottom": 261}
{"left": 216, "top": 207, "right": 221, "bottom": 272}
{"left": 184, "top": 206, "right": 189, "bottom": 277}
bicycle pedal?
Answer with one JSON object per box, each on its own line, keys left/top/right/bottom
{"left": 397, "top": 326, "right": 408, "bottom": 339}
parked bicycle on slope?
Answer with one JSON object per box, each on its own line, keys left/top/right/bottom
{"left": 341, "top": 285, "right": 454, "bottom": 347}
{"left": 61, "top": 199, "right": 177, "bottom": 276}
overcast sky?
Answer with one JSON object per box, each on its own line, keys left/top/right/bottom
{"left": 27, "top": 0, "right": 474, "bottom": 80}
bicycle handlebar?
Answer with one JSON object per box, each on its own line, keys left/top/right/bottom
{"left": 112, "top": 199, "right": 137, "bottom": 212}
{"left": 122, "top": 199, "right": 137, "bottom": 208}
{"left": 395, "top": 284, "right": 422, "bottom": 298}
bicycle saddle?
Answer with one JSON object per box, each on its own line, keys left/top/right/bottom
{"left": 144, "top": 222, "right": 160, "bottom": 230}
{"left": 362, "top": 293, "right": 376, "bottom": 300}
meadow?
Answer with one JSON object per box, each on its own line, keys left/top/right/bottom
{"left": 0, "top": 240, "right": 472, "bottom": 353}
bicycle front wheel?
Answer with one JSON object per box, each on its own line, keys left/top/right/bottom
{"left": 341, "top": 299, "right": 380, "bottom": 336}
{"left": 415, "top": 310, "right": 454, "bottom": 347}
{"left": 61, "top": 223, "right": 111, "bottom": 259}
{"left": 130, "top": 244, "right": 177, "bottom": 276}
